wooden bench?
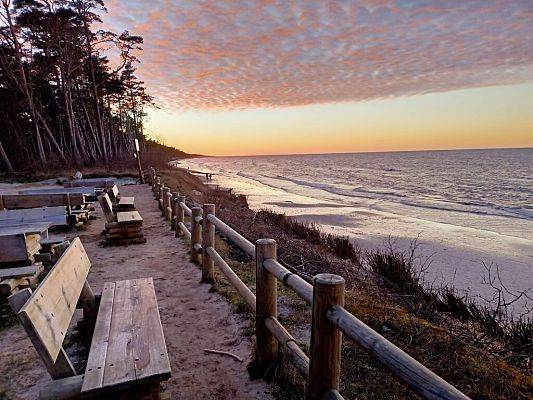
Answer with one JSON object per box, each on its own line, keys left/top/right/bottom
{"left": 0, "top": 206, "right": 67, "bottom": 224}
{"left": 20, "top": 187, "right": 98, "bottom": 202}
{"left": 99, "top": 194, "right": 140, "bottom": 224}
{"left": 0, "top": 193, "right": 85, "bottom": 211}
{"left": 106, "top": 185, "right": 136, "bottom": 212}
{"left": 64, "top": 179, "right": 114, "bottom": 189}
{"left": 8, "top": 238, "right": 170, "bottom": 399}
{"left": 20, "top": 187, "right": 96, "bottom": 196}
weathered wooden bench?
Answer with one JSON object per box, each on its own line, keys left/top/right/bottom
{"left": 0, "top": 206, "right": 68, "bottom": 228}
{"left": 0, "top": 193, "right": 92, "bottom": 226}
{"left": 64, "top": 179, "right": 114, "bottom": 189}
{"left": 20, "top": 187, "right": 98, "bottom": 202}
{"left": 106, "top": 185, "right": 135, "bottom": 212}
{"left": 0, "top": 193, "right": 85, "bottom": 211}
{"left": 99, "top": 194, "right": 139, "bottom": 224}
{"left": 8, "top": 238, "right": 170, "bottom": 399}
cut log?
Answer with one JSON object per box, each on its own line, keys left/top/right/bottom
{"left": 38, "top": 374, "right": 83, "bottom": 400}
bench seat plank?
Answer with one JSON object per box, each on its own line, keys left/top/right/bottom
{"left": 81, "top": 278, "right": 170, "bottom": 398}
{"left": 0, "top": 265, "right": 38, "bottom": 279}
{"left": 82, "top": 282, "right": 116, "bottom": 396}
{"left": 132, "top": 278, "right": 171, "bottom": 381}
{"left": 102, "top": 279, "right": 136, "bottom": 389}
{"left": 116, "top": 211, "right": 142, "bottom": 225}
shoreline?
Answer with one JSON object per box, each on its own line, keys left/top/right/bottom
{"left": 181, "top": 161, "right": 533, "bottom": 316}
{"left": 156, "top": 166, "right": 532, "bottom": 399}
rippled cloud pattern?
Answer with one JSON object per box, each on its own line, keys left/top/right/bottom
{"left": 106, "top": 0, "right": 533, "bottom": 109}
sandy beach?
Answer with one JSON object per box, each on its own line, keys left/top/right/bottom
{"left": 181, "top": 151, "right": 533, "bottom": 315}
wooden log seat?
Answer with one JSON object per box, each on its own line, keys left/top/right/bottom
{"left": 8, "top": 238, "right": 170, "bottom": 399}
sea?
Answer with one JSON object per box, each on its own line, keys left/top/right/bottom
{"left": 180, "top": 148, "right": 533, "bottom": 315}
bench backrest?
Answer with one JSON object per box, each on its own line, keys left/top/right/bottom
{"left": 98, "top": 193, "right": 115, "bottom": 223}
{"left": 64, "top": 179, "right": 114, "bottom": 189}
{"left": 0, "top": 193, "right": 84, "bottom": 210}
{"left": 17, "top": 238, "right": 91, "bottom": 364}
{"left": 107, "top": 185, "right": 120, "bottom": 204}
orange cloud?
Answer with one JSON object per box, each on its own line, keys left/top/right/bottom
{"left": 103, "top": 0, "right": 533, "bottom": 110}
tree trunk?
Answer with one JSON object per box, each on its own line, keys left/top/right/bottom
{"left": 0, "top": 139, "right": 14, "bottom": 173}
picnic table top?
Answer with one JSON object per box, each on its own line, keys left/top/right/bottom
{"left": 118, "top": 197, "right": 135, "bottom": 206}
{"left": 82, "top": 278, "right": 170, "bottom": 397}
{"left": 116, "top": 211, "right": 142, "bottom": 224}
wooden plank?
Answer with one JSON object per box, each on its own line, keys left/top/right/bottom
{"left": 116, "top": 211, "right": 142, "bottom": 225}
{"left": 118, "top": 197, "right": 134, "bottom": 206}
{"left": 20, "top": 187, "right": 96, "bottom": 196}
{"left": 98, "top": 194, "right": 115, "bottom": 224}
{"left": 0, "top": 207, "right": 65, "bottom": 221}
{"left": 0, "top": 233, "right": 29, "bottom": 264}
{"left": 82, "top": 282, "right": 116, "bottom": 395}
{"left": 101, "top": 279, "right": 136, "bottom": 389}
{"left": 0, "top": 265, "right": 38, "bottom": 279}
{"left": 64, "top": 179, "right": 114, "bottom": 189}
{"left": 2, "top": 194, "right": 84, "bottom": 210}
{"left": 18, "top": 238, "right": 91, "bottom": 362}
{"left": 108, "top": 185, "right": 120, "bottom": 203}
{"left": 131, "top": 278, "right": 171, "bottom": 382}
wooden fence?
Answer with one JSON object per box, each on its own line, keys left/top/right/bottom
{"left": 147, "top": 168, "right": 471, "bottom": 400}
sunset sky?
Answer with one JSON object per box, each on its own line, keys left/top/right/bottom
{"left": 104, "top": 1, "right": 533, "bottom": 156}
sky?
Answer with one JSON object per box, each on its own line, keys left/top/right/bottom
{"left": 104, "top": 0, "right": 533, "bottom": 156}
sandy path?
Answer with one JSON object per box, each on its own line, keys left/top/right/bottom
{"left": 0, "top": 183, "right": 272, "bottom": 400}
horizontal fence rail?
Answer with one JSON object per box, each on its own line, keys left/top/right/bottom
{"left": 263, "top": 258, "right": 313, "bottom": 305}
{"left": 146, "top": 167, "right": 471, "bottom": 400}
{"left": 206, "top": 246, "right": 256, "bottom": 312}
{"left": 206, "top": 213, "right": 256, "bottom": 257}
{"left": 327, "top": 305, "right": 469, "bottom": 400}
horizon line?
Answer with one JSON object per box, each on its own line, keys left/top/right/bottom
{"left": 185, "top": 145, "right": 533, "bottom": 159}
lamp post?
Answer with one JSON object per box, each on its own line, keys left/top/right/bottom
{"left": 134, "top": 138, "right": 144, "bottom": 184}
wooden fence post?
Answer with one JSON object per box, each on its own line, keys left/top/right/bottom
{"left": 201, "top": 204, "right": 215, "bottom": 283}
{"left": 162, "top": 187, "right": 170, "bottom": 217}
{"left": 255, "top": 239, "right": 278, "bottom": 373}
{"left": 308, "top": 274, "right": 345, "bottom": 400}
{"left": 165, "top": 191, "right": 173, "bottom": 221}
{"left": 171, "top": 192, "right": 179, "bottom": 230}
{"left": 175, "top": 195, "right": 185, "bottom": 238}
{"left": 154, "top": 178, "right": 160, "bottom": 197}
{"left": 190, "top": 207, "right": 202, "bottom": 264}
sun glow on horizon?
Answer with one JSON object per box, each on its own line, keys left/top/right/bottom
{"left": 145, "top": 83, "right": 533, "bottom": 156}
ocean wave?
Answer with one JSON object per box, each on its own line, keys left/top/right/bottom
{"left": 250, "top": 174, "right": 533, "bottom": 221}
